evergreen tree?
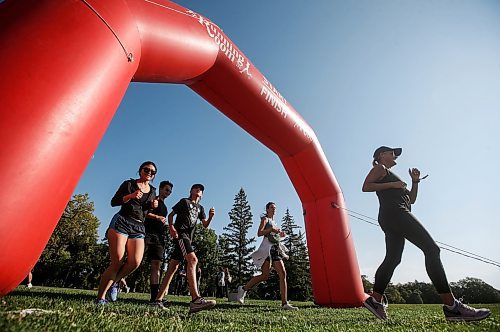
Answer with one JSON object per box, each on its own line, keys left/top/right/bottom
{"left": 217, "top": 234, "right": 231, "bottom": 268}
{"left": 280, "top": 209, "right": 312, "bottom": 301}
{"left": 221, "top": 188, "right": 255, "bottom": 286}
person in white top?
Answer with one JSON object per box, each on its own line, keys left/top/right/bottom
{"left": 235, "top": 202, "right": 298, "bottom": 310}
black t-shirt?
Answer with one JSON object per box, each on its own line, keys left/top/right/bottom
{"left": 172, "top": 198, "right": 206, "bottom": 240}
{"left": 144, "top": 199, "right": 168, "bottom": 236}
{"left": 111, "top": 179, "right": 156, "bottom": 222}
{"left": 375, "top": 169, "right": 411, "bottom": 212}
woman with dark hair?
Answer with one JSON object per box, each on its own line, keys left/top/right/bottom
{"left": 362, "top": 146, "right": 490, "bottom": 321}
{"left": 96, "top": 161, "right": 159, "bottom": 304}
{"left": 235, "top": 202, "right": 297, "bottom": 310}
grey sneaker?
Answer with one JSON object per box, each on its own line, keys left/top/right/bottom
{"left": 282, "top": 302, "right": 299, "bottom": 311}
{"left": 189, "top": 297, "right": 216, "bottom": 313}
{"left": 149, "top": 300, "right": 168, "bottom": 310}
{"left": 236, "top": 285, "right": 247, "bottom": 304}
{"left": 363, "top": 296, "right": 388, "bottom": 320}
{"left": 443, "top": 300, "right": 491, "bottom": 322}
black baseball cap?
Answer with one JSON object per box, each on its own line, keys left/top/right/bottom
{"left": 191, "top": 183, "right": 205, "bottom": 191}
{"left": 373, "top": 146, "right": 402, "bottom": 159}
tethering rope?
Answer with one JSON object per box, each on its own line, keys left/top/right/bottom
{"left": 331, "top": 203, "right": 500, "bottom": 269}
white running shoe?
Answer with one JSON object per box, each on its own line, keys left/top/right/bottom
{"left": 236, "top": 285, "right": 247, "bottom": 304}
{"left": 443, "top": 300, "right": 491, "bottom": 322}
{"left": 189, "top": 297, "right": 216, "bottom": 313}
{"left": 282, "top": 302, "right": 299, "bottom": 311}
{"left": 26, "top": 283, "right": 33, "bottom": 289}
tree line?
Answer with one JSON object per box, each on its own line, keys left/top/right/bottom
{"left": 362, "top": 276, "right": 500, "bottom": 304}
{"left": 32, "top": 192, "right": 499, "bottom": 303}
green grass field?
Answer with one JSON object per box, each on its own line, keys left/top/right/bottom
{"left": 1, "top": 286, "right": 499, "bottom": 331}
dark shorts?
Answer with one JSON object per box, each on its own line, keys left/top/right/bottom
{"left": 108, "top": 213, "right": 145, "bottom": 239}
{"left": 265, "top": 244, "right": 284, "bottom": 262}
{"left": 145, "top": 233, "right": 165, "bottom": 261}
{"left": 170, "top": 234, "right": 194, "bottom": 261}
{"left": 146, "top": 243, "right": 165, "bottom": 261}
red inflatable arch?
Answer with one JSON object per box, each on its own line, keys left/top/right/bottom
{"left": 0, "top": 0, "right": 366, "bottom": 307}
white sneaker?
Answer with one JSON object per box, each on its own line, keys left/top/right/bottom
{"left": 282, "top": 302, "right": 298, "bottom": 311}
{"left": 125, "top": 286, "right": 130, "bottom": 293}
{"left": 26, "top": 283, "right": 33, "bottom": 289}
{"left": 443, "top": 299, "right": 491, "bottom": 322}
{"left": 236, "top": 285, "right": 247, "bottom": 304}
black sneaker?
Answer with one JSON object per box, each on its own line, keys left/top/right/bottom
{"left": 189, "top": 297, "right": 216, "bottom": 313}
{"left": 443, "top": 300, "right": 491, "bottom": 322}
{"left": 363, "top": 296, "right": 388, "bottom": 320}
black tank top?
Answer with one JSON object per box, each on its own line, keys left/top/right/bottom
{"left": 376, "top": 169, "right": 411, "bottom": 212}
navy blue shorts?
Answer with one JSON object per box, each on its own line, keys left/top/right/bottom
{"left": 108, "top": 213, "right": 145, "bottom": 239}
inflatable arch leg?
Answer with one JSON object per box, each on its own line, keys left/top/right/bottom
{"left": 0, "top": 0, "right": 367, "bottom": 307}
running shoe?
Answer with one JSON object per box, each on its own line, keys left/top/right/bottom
{"left": 149, "top": 300, "right": 168, "bottom": 310}
{"left": 106, "top": 282, "right": 119, "bottom": 302}
{"left": 443, "top": 300, "right": 491, "bottom": 322}
{"left": 363, "top": 296, "right": 388, "bottom": 320}
{"left": 236, "top": 285, "right": 247, "bottom": 304}
{"left": 189, "top": 297, "right": 216, "bottom": 313}
{"left": 95, "top": 298, "right": 109, "bottom": 305}
{"left": 26, "top": 283, "right": 33, "bottom": 289}
{"left": 282, "top": 302, "right": 299, "bottom": 311}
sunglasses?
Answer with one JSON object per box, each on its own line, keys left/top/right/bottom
{"left": 142, "top": 167, "right": 157, "bottom": 175}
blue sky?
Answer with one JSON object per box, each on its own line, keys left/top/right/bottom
{"left": 74, "top": 0, "right": 500, "bottom": 289}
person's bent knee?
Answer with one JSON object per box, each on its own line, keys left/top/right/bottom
{"left": 383, "top": 255, "right": 402, "bottom": 269}
{"left": 425, "top": 243, "right": 441, "bottom": 257}
{"left": 126, "top": 258, "right": 142, "bottom": 270}
{"left": 108, "top": 260, "right": 123, "bottom": 271}
{"left": 186, "top": 254, "right": 198, "bottom": 266}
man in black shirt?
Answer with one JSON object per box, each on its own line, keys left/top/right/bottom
{"left": 151, "top": 184, "right": 216, "bottom": 313}
{"left": 144, "top": 180, "right": 173, "bottom": 303}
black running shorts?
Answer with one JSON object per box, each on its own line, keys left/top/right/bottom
{"left": 170, "top": 234, "right": 194, "bottom": 261}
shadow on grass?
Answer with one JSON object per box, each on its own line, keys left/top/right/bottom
{"left": 9, "top": 287, "right": 96, "bottom": 302}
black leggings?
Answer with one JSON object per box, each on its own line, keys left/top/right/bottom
{"left": 373, "top": 209, "right": 451, "bottom": 295}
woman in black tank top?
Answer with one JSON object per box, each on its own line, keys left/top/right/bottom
{"left": 95, "top": 161, "right": 159, "bottom": 305}
{"left": 360, "top": 146, "right": 490, "bottom": 322}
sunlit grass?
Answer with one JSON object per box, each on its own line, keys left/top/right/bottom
{"left": 1, "top": 286, "right": 499, "bottom": 331}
